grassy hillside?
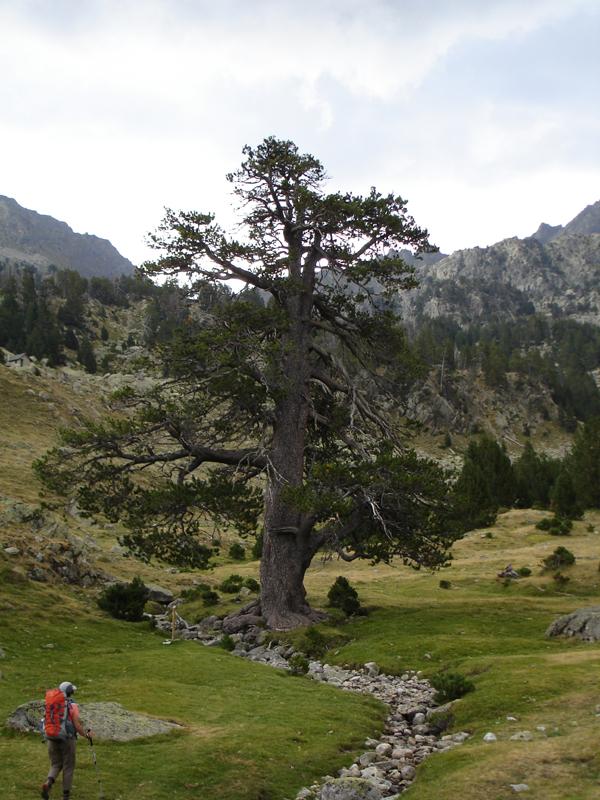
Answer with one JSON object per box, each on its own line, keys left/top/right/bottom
{"left": 0, "top": 565, "right": 384, "bottom": 800}
{"left": 2, "top": 362, "right": 600, "bottom": 799}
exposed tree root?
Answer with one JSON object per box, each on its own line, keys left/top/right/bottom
{"left": 221, "top": 599, "right": 327, "bottom": 633}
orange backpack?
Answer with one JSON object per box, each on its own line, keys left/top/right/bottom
{"left": 44, "top": 688, "right": 72, "bottom": 741}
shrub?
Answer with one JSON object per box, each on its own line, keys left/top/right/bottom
{"left": 228, "top": 542, "right": 245, "bottom": 560}
{"left": 201, "top": 590, "right": 220, "bottom": 606}
{"left": 439, "top": 580, "right": 452, "bottom": 590}
{"left": 517, "top": 566, "right": 532, "bottom": 577}
{"left": 543, "top": 546, "right": 575, "bottom": 571}
{"left": 288, "top": 653, "right": 310, "bottom": 676}
{"left": 243, "top": 577, "right": 260, "bottom": 593}
{"left": 549, "top": 517, "right": 573, "bottom": 536}
{"left": 484, "top": 531, "right": 494, "bottom": 539}
{"left": 538, "top": 515, "right": 573, "bottom": 535}
{"left": 430, "top": 671, "right": 475, "bottom": 703}
{"left": 327, "top": 576, "right": 362, "bottom": 616}
{"left": 181, "top": 582, "right": 211, "bottom": 599}
{"left": 219, "top": 574, "right": 244, "bottom": 593}
{"left": 251, "top": 532, "right": 263, "bottom": 559}
{"left": 293, "top": 627, "right": 329, "bottom": 659}
{"left": 553, "top": 572, "right": 570, "bottom": 589}
{"left": 220, "top": 634, "right": 236, "bottom": 652}
{"left": 98, "top": 577, "right": 148, "bottom": 621}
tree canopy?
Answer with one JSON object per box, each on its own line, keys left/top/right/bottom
{"left": 36, "top": 137, "right": 464, "bottom": 630}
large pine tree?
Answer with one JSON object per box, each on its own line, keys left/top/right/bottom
{"left": 36, "top": 138, "right": 463, "bottom": 630}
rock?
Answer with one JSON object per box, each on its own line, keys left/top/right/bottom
{"left": 7, "top": 701, "right": 182, "bottom": 741}
{"left": 145, "top": 584, "right": 174, "bottom": 605}
{"left": 4, "top": 547, "right": 20, "bottom": 555}
{"left": 546, "top": 607, "right": 600, "bottom": 642}
{"left": 0, "top": 647, "right": 5, "bottom": 658}
{"left": 28, "top": 567, "right": 48, "bottom": 582}
{"left": 510, "top": 731, "right": 533, "bottom": 741}
{"left": 400, "top": 765, "right": 416, "bottom": 780}
{"left": 483, "top": 732, "right": 497, "bottom": 742}
{"left": 364, "top": 661, "right": 380, "bottom": 677}
{"left": 375, "top": 742, "right": 392, "bottom": 757}
{"left": 412, "top": 712, "right": 426, "bottom": 725}
{"left": 320, "top": 777, "right": 383, "bottom": 800}
{"left": 510, "top": 784, "right": 530, "bottom": 793}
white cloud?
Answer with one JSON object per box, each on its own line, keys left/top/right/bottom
{"left": 0, "top": 0, "right": 598, "bottom": 262}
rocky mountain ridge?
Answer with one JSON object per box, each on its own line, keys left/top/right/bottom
{"left": 0, "top": 195, "right": 134, "bottom": 279}
{"left": 396, "top": 200, "right": 600, "bottom": 328}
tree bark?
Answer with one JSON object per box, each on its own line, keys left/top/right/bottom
{"left": 259, "top": 289, "right": 319, "bottom": 629}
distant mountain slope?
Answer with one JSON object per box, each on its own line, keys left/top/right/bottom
{"left": 0, "top": 195, "right": 134, "bottom": 278}
{"left": 395, "top": 200, "right": 600, "bottom": 328}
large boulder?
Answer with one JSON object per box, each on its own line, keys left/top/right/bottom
{"left": 546, "top": 607, "right": 600, "bottom": 641}
{"left": 7, "top": 701, "right": 182, "bottom": 741}
{"left": 320, "top": 778, "right": 383, "bottom": 800}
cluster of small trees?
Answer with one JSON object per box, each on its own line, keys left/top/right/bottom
{"left": 0, "top": 266, "right": 159, "bottom": 371}
{"left": 454, "top": 419, "right": 600, "bottom": 529}
{"left": 414, "top": 315, "right": 600, "bottom": 427}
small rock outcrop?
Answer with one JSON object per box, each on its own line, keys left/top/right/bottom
{"left": 7, "top": 701, "right": 182, "bottom": 741}
{"left": 546, "top": 607, "right": 600, "bottom": 642}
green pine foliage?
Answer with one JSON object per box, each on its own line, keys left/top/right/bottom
{"left": 513, "top": 442, "right": 560, "bottom": 508}
{"left": 570, "top": 417, "right": 600, "bottom": 509}
{"left": 327, "top": 576, "right": 362, "bottom": 616}
{"left": 453, "top": 435, "right": 516, "bottom": 530}
{"left": 97, "top": 577, "right": 148, "bottom": 621}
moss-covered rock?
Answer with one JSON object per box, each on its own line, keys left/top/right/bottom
{"left": 7, "top": 700, "right": 182, "bottom": 741}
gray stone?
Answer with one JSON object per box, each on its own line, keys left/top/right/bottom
{"left": 510, "top": 731, "right": 533, "bottom": 742}
{"left": 412, "top": 712, "right": 426, "bottom": 725}
{"left": 364, "top": 661, "right": 380, "bottom": 677}
{"left": 375, "top": 742, "right": 392, "bottom": 757}
{"left": 510, "top": 784, "right": 530, "bottom": 793}
{"left": 400, "top": 765, "right": 416, "bottom": 780}
{"left": 146, "top": 584, "right": 174, "bottom": 604}
{"left": 320, "top": 778, "right": 383, "bottom": 800}
{"left": 483, "top": 732, "right": 497, "bottom": 742}
{"left": 4, "top": 547, "right": 20, "bottom": 555}
{"left": 0, "top": 647, "right": 5, "bottom": 659}
{"left": 7, "top": 701, "right": 182, "bottom": 741}
{"left": 546, "top": 607, "right": 600, "bottom": 642}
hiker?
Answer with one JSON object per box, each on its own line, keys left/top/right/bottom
{"left": 41, "top": 681, "right": 94, "bottom": 800}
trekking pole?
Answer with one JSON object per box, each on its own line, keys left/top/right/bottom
{"left": 87, "top": 731, "right": 105, "bottom": 800}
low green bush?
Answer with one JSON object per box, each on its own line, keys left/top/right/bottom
{"left": 430, "top": 671, "right": 475, "bottom": 703}
{"left": 327, "top": 576, "right": 362, "bottom": 616}
{"left": 439, "top": 580, "right": 452, "bottom": 590}
{"left": 243, "top": 577, "right": 260, "bottom": 593}
{"left": 537, "top": 516, "right": 573, "bottom": 536}
{"left": 543, "top": 546, "right": 576, "bottom": 571}
{"left": 293, "top": 627, "right": 329, "bottom": 659}
{"left": 288, "top": 653, "right": 310, "bottom": 676}
{"left": 181, "top": 582, "right": 211, "bottom": 599}
{"left": 220, "top": 634, "right": 236, "bottom": 651}
{"left": 219, "top": 574, "right": 244, "bottom": 593}
{"left": 98, "top": 577, "right": 148, "bottom": 621}
{"left": 536, "top": 517, "right": 554, "bottom": 531}
{"left": 517, "top": 566, "right": 532, "bottom": 577}
{"left": 229, "top": 542, "right": 246, "bottom": 560}
{"left": 202, "top": 589, "right": 220, "bottom": 606}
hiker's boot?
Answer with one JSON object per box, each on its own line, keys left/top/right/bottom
{"left": 41, "top": 778, "right": 54, "bottom": 799}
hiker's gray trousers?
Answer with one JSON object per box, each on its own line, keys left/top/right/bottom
{"left": 47, "top": 738, "right": 77, "bottom": 793}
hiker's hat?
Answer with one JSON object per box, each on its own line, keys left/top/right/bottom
{"left": 59, "top": 681, "right": 77, "bottom": 695}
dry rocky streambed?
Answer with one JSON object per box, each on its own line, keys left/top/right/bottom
{"left": 154, "top": 609, "right": 471, "bottom": 800}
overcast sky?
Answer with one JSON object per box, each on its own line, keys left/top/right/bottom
{"left": 1, "top": 0, "right": 599, "bottom": 264}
